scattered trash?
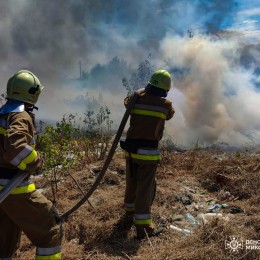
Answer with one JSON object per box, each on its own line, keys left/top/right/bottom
{"left": 184, "top": 213, "right": 200, "bottom": 227}
{"left": 218, "top": 190, "right": 235, "bottom": 201}
{"left": 172, "top": 214, "right": 184, "bottom": 222}
{"left": 207, "top": 204, "right": 222, "bottom": 212}
{"left": 179, "top": 193, "right": 193, "bottom": 205}
{"left": 169, "top": 225, "right": 193, "bottom": 236}
{"left": 207, "top": 199, "right": 217, "bottom": 205}
{"left": 207, "top": 202, "right": 229, "bottom": 212}
{"left": 229, "top": 206, "right": 244, "bottom": 214}
{"left": 193, "top": 204, "right": 204, "bottom": 211}
{"left": 160, "top": 216, "right": 168, "bottom": 224}
{"left": 197, "top": 213, "right": 230, "bottom": 224}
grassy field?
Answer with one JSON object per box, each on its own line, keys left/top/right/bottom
{"left": 15, "top": 149, "right": 260, "bottom": 260}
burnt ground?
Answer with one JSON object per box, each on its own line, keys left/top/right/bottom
{"left": 14, "top": 149, "right": 260, "bottom": 260}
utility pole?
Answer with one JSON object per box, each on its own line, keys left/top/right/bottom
{"left": 79, "top": 61, "right": 82, "bottom": 79}
{"left": 188, "top": 30, "right": 193, "bottom": 38}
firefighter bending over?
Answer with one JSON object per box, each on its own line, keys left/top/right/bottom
{"left": 0, "top": 70, "right": 62, "bottom": 259}
{"left": 121, "top": 70, "right": 175, "bottom": 239}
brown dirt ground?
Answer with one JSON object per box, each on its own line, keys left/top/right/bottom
{"left": 14, "top": 149, "right": 260, "bottom": 260}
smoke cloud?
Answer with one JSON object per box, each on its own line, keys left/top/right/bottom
{"left": 160, "top": 35, "right": 260, "bottom": 146}
{"left": 0, "top": 0, "right": 259, "bottom": 147}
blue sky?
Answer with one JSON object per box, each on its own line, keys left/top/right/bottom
{"left": 222, "top": 0, "right": 260, "bottom": 35}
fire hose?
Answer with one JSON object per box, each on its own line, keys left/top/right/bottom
{"left": 0, "top": 90, "right": 140, "bottom": 220}
{"left": 0, "top": 171, "right": 29, "bottom": 204}
{"left": 60, "top": 90, "right": 140, "bottom": 220}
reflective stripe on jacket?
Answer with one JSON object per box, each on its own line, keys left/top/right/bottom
{"left": 125, "top": 148, "right": 161, "bottom": 161}
{"left": 0, "top": 183, "right": 36, "bottom": 194}
{"left": 131, "top": 104, "right": 169, "bottom": 119}
{"left": 10, "top": 144, "right": 38, "bottom": 170}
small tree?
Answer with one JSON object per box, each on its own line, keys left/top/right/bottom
{"left": 37, "top": 123, "right": 80, "bottom": 203}
{"left": 122, "top": 54, "right": 154, "bottom": 95}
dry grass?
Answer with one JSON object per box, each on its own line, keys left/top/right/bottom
{"left": 14, "top": 150, "right": 260, "bottom": 260}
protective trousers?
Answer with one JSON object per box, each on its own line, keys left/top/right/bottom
{"left": 0, "top": 190, "right": 61, "bottom": 260}
{"left": 124, "top": 157, "right": 157, "bottom": 232}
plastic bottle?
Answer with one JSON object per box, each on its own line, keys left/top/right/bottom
{"left": 207, "top": 204, "right": 222, "bottom": 212}
{"left": 169, "top": 225, "right": 192, "bottom": 236}
{"left": 184, "top": 213, "right": 200, "bottom": 227}
{"left": 197, "top": 213, "right": 224, "bottom": 224}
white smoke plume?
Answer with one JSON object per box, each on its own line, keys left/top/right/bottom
{"left": 160, "top": 35, "right": 260, "bottom": 147}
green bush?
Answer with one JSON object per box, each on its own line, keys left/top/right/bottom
{"left": 37, "top": 107, "right": 113, "bottom": 203}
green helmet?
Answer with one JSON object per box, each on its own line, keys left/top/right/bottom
{"left": 6, "top": 70, "right": 44, "bottom": 105}
{"left": 148, "top": 69, "right": 171, "bottom": 92}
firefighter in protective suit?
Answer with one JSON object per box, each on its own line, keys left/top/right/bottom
{"left": 0, "top": 70, "right": 62, "bottom": 259}
{"left": 121, "top": 70, "right": 175, "bottom": 239}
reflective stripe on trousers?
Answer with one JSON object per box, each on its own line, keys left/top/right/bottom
{"left": 134, "top": 214, "right": 152, "bottom": 225}
{"left": 125, "top": 202, "right": 135, "bottom": 213}
{"left": 36, "top": 245, "right": 61, "bottom": 260}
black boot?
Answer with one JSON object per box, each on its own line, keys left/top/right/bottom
{"left": 136, "top": 224, "right": 164, "bottom": 239}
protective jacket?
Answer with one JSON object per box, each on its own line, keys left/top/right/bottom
{"left": 122, "top": 88, "right": 174, "bottom": 162}
{"left": 124, "top": 88, "right": 174, "bottom": 141}
{"left": 0, "top": 101, "right": 42, "bottom": 174}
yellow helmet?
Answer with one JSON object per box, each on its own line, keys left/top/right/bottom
{"left": 7, "top": 70, "right": 44, "bottom": 105}
{"left": 148, "top": 70, "right": 171, "bottom": 92}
